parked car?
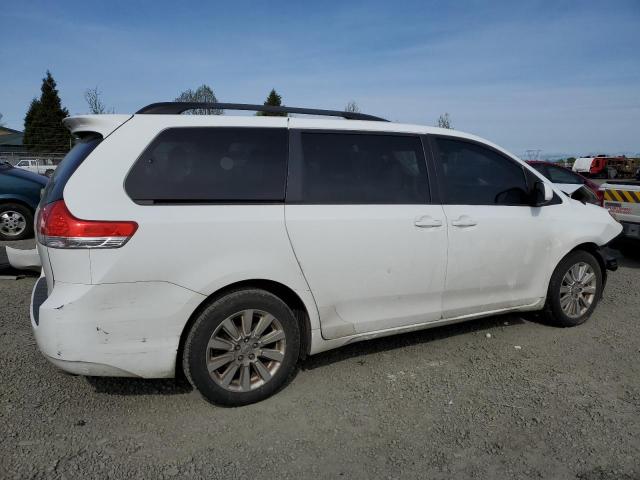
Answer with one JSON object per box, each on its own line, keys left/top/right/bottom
{"left": 15, "top": 158, "right": 57, "bottom": 177}
{"left": 526, "top": 160, "right": 603, "bottom": 204}
{"left": 0, "top": 161, "right": 48, "bottom": 240}
{"left": 601, "top": 180, "right": 640, "bottom": 241}
{"left": 31, "top": 103, "right": 621, "bottom": 406}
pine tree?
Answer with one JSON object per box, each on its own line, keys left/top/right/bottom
{"left": 257, "top": 89, "right": 286, "bottom": 116}
{"left": 436, "top": 113, "right": 453, "bottom": 129}
{"left": 23, "top": 71, "right": 71, "bottom": 153}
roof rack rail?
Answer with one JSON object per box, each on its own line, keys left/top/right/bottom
{"left": 135, "top": 102, "right": 388, "bottom": 122}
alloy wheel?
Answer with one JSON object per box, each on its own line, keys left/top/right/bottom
{"left": 205, "top": 309, "right": 286, "bottom": 392}
{"left": 559, "top": 262, "right": 597, "bottom": 318}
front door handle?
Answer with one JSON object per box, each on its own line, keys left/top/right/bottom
{"left": 414, "top": 216, "right": 443, "bottom": 228}
{"left": 451, "top": 215, "right": 478, "bottom": 227}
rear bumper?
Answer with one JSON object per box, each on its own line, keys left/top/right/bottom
{"left": 30, "top": 278, "right": 205, "bottom": 378}
{"left": 6, "top": 247, "right": 42, "bottom": 272}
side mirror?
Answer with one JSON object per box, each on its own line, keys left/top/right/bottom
{"left": 532, "top": 181, "right": 553, "bottom": 206}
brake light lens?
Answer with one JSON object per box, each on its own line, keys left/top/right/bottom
{"left": 37, "top": 200, "right": 137, "bottom": 249}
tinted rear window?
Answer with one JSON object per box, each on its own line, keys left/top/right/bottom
{"left": 288, "top": 132, "right": 429, "bottom": 204}
{"left": 40, "top": 136, "right": 102, "bottom": 206}
{"left": 125, "top": 127, "right": 288, "bottom": 203}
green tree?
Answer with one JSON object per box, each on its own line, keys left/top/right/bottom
{"left": 257, "top": 89, "right": 286, "bottom": 116}
{"left": 23, "top": 71, "right": 71, "bottom": 153}
{"left": 175, "top": 85, "right": 222, "bottom": 115}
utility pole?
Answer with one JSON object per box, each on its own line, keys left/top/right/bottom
{"left": 524, "top": 149, "right": 542, "bottom": 161}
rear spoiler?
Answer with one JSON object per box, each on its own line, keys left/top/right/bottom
{"left": 62, "top": 115, "right": 132, "bottom": 138}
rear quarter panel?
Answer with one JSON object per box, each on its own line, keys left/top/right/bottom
{"left": 62, "top": 115, "right": 321, "bottom": 331}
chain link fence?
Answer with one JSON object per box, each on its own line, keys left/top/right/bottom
{"left": 0, "top": 151, "right": 66, "bottom": 166}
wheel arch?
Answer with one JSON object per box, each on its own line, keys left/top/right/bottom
{"left": 0, "top": 196, "right": 37, "bottom": 213}
{"left": 176, "top": 279, "right": 312, "bottom": 378}
{"left": 552, "top": 241, "right": 608, "bottom": 293}
{"left": 569, "top": 242, "right": 607, "bottom": 281}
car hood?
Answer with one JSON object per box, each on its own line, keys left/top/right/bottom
{"left": 1, "top": 166, "right": 48, "bottom": 186}
{"left": 554, "top": 183, "right": 583, "bottom": 195}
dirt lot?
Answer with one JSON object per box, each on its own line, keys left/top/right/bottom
{"left": 1, "top": 239, "right": 639, "bottom": 479}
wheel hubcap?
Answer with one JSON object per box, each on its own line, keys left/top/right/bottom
{"left": 559, "top": 262, "right": 597, "bottom": 318}
{"left": 0, "top": 211, "right": 27, "bottom": 237}
{"left": 206, "top": 309, "right": 286, "bottom": 392}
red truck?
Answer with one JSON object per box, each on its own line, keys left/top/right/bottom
{"left": 573, "top": 155, "right": 640, "bottom": 179}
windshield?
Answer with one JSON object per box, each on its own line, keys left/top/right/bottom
{"left": 546, "top": 165, "right": 582, "bottom": 184}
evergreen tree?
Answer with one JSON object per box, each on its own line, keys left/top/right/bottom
{"left": 436, "top": 112, "right": 453, "bottom": 129}
{"left": 23, "top": 71, "right": 71, "bottom": 153}
{"left": 257, "top": 89, "right": 286, "bottom": 116}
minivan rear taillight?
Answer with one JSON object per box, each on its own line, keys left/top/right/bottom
{"left": 37, "top": 200, "right": 138, "bottom": 249}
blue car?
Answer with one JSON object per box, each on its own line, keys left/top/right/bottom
{"left": 0, "top": 161, "right": 48, "bottom": 240}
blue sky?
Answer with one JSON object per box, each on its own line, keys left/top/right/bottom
{"left": 1, "top": 0, "right": 639, "bottom": 155}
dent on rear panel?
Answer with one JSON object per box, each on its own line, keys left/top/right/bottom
{"left": 45, "top": 282, "right": 203, "bottom": 355}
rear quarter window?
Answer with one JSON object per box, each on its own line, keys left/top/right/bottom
{"left": 40, "top": 136, "right": 102, "bottom": 206}
{"left": 125, "top": 127, "right": 288, "bottom": 203}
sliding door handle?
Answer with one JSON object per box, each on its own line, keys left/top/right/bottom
{"left": 414, "top": 216, "right": 443, "bottom": 228}
{"left": 451, "top": 215, "right": 477, "bottom": 227}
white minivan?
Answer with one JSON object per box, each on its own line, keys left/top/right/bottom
{"left": 31, "top": 103, "right": 621, "bottom": 405}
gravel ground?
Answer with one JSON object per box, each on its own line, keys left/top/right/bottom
{"left": 1, "top": 238, "right": 639, "bottom": 479}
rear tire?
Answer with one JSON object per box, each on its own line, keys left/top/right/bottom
{"left": 0, "top": 203, "right": 33, "bottom": 241}
{"left": 542, "top": 250, "right": 602, "bottom": 327}
{"left": 183, "top": 289, "right": 300, "bottom": 406}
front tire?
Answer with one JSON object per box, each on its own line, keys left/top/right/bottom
{"left": 542, "top": 250, "right": 602, "bottom": 327}
{"left": 183, "top": 289, "right": 300, "bottom": 406}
